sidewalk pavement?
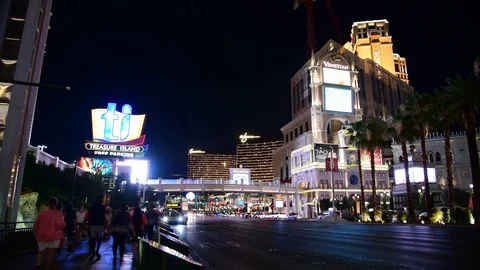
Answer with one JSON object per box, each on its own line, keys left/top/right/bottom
{"left": 0, "top": 237, "right": 137, "bottom": 270}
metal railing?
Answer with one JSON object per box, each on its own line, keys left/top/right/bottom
{"left": 0, "top": 222, "right": 34, "bottom": 243}
{"left": 157, "top": 179, "right": 295, "bottom": 187}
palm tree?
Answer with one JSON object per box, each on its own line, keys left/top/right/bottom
{"left": 404, "top": 92, "right": 434, "bottom": 220}
{"left": 346, "top": 121, "right": 368, "bottom": 217}
{"left": 442, "top": 74, "right": 480, "bottom": 226}
{"left": 389, "top": 109, "right": 418, "bottom": 223}
{"left": 364, "top": 118, "right": 392, "bottom": 221}
{"left": 430, "top": 89, "right": 457, "bottom": 221}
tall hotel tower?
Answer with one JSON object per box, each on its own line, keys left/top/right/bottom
{"left": 187, "top": 149, "right": 236, "bottom": 180}
{"left": 0, "top": 0, "right": 54, "bottom": 222}
{"left": 273, "top": 19, "right": 413, "bottom": 218}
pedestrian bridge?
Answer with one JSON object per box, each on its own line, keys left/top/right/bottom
{"left": 148, "top": 179, "right": 299, "bottom": 194}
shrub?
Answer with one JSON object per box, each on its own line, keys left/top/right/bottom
{"left": 431, "top": 208, "right": 444, "bottom": 224}
{"left": 397, "top": 211, "right": 407, "bottom": 223}
{"left": 361, "top": 212, "right": 371, "bottom": 222}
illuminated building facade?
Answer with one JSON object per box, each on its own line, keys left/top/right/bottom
{"left": 236, "top": 140, "right": 283, "bottom": 182}
{"left": 187, "top": 151, "right": 236, "bottom": 180}
{"left": 273, "top": 19, "right": 413, "bottom": 218}
{"left": 0, "top": 0, "right": 53, "bottom": 222}
{"left": 350, "top": 19, "right": 409, "bottom": 84}
{"left": 390, "top": 132, "right": 480, "bottom": 210}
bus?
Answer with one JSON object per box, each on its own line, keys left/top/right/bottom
{"left": 165, "top": 194, "right": 183, "bottom": 211}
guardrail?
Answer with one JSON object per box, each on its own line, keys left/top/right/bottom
{"left": 157, "top": 179, "right": 295, "bottom": 187}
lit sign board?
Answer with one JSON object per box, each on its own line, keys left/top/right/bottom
{"left": 84, "top": 142, "right": 146, "bottom": 158}
{"left": 239, "top": 133, "right": 260, "bottom": 143}
{"left": 91, "top": 103, "right": 145, "bottom": 144}
{"left": 87, "top": 103, "right": 148, "bottom": 158}
{"left": 323, "top": 86, "right": 353, "bottom": 113}
{"left": 189, "top": 148, "right": 205, "bottom": 154}
{"left": 78, "top": 157, "right": 114, "bottom": 175}
{"left": 322, "top": 61, "right": 349, "bottom": 70}
{"left": 394, "top": 168, "right": 436, "bottom": 185}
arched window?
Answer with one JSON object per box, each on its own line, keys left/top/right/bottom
{"left": 429, "top": 153, "right": 434, "bottom": 162}
{"left": 435, "top": 152, "right": 441, "bottom": 162}
{"left": 335, "top": 180, "right": 339, "bottom": 189}
{"left": 320, "top": 180, "right": 324, "bottom": 189}
{"left": 339, "top": 180, "right": 344, "bottom": 189}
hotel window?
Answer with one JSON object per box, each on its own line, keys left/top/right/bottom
{"left": 339, "top": 180, "right": 343, "bottom": 189}
{"left": 378, "top": 26, "right": 385, "bottom": 36}
{"left": 295, "top": 128, "right": 298, "bottom": 137}
{"left": 285, "top": 134, "right": 288, "bottom": 143}
{"left": 335, "top": 180, "right": 338, "bottom": 189}
{"left": 300, "top": 125, "right": 303, "bottom": 134}
{"left": 290, "top": 131, "right": 293, "bottom": 141}
{"left": 305, "top": 121, "right": 309, "bottom": 132}
{"left": 357, "top": 27, "right": 367, "bottom": 38}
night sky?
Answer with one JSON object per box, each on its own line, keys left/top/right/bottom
{"left": 31, "top": 0, "right": 477, "bottom": 177}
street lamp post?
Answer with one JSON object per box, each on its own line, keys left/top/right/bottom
{"left": 72, "top": 158, "right": 78, "bottom": 204}
{"left": 329, "top": 145, "right": 348, "bottom": 221}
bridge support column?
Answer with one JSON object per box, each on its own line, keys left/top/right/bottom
{"left": 294, "top": 194, "right": 300, "bottom": 215}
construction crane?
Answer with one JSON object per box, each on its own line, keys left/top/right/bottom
{"left": 293, "top": 0, "right": 343, "bottom": 56}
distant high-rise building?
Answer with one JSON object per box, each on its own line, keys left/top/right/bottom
{"left": 0, "top": 0, "right": 54, "bottom": 222}
{"left": 236, "top": 140, "right": 283, "bottom": 182}
{"left": 187, "top": 149, "right": 236, "bottom": 180}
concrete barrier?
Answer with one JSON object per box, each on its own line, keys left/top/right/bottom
{"left": 139, "top": 239, "right": 203, "bottom": 270}
{"left": 158, "top": 226, "right": 179, "bottom": 239}
{"left": 158, "top": 232, "right": 189, "bottom": 256}
{"left": 158, "top": 221, "right": 174, "bottom": 232}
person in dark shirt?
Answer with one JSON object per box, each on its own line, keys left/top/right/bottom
{"left": 112, "top": 202, "right": 132, "bottom": 262}
{"left": 86, "top": 195, "right": 106, "bottom": 258}
{"left": 64, "top": 202, "right": 77, "bottom": 254}
{"left": 145, "top": 207, "right": 159, "bottom": 241}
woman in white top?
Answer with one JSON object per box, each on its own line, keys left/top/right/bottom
{"left": 76, "top": 205, "right": 86, "bottom": 241}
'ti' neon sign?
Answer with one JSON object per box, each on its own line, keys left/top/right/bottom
{"left": 101, "top": 103, "right": 131, "bottom": 141}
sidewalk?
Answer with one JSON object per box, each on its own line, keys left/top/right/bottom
{"left": 0, "top": 237, "right": 137, "bottom": 270}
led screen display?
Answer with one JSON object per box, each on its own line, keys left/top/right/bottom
{"left": 78, "top": 157, "right": 114, "bottom": 175}
{"left": 116, "top": 159, "right": 149, "bottom": 184}
{"left": 322, "top": 67, "right": 351, "bottom": 86}
{"left": 324, "top": 86, "right": 353, "bottom": 113}
{"left": 394, "top": 168, "right": 437, "bottom": 185}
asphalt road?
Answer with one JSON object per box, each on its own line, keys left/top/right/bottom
{"left": 172, "top": 215, "right": 478, "bottom": 270}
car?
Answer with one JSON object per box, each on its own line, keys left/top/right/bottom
{"left": 161, "top": 210, "right": 188, "bottom": 225}
{"left": 288, "top": 212, "right": 298, "bottom": 220}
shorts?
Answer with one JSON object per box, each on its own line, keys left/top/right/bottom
{"left": 37, "top": 240, "right": 60, "bottom": 251}
{"left": 89, "top": 225, "right": 104, "bottom": 238}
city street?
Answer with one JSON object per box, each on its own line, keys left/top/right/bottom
{"left": 173, "top": 216, "right": 478, "bottom": 270}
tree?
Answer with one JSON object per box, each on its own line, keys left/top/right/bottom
{"left": 365, "top": 118, "right": 391, "bottom": 221}
{"left": 404, "top": 92, "right": 434, "bottom": 220}
{"left": 442, "top": 74, "right": 480, "bottom": 226}
{"left": 388, "top": 109, "right": 418, "bottom": 223}
{"left": 431, "top": 89, "right": 458, "bottom": 221}
{"left": 22, "top": 152, "right": 105, "bottom": 209}
{"left": 346, "top": 121, "right": 368, "bottom": 216}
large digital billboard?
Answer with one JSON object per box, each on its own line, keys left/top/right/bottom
{"left": 116, "top": 159, "right": 149, "bottom": 184}
{"left": 78, "top": 157, "right": 114, "bottom": 175}
{"left": 322, "top": 67, "right": 351, "bottom": 86}
{"left": 324, "top": 86, "right": 353, "bottom": 113}
{"left": 85, "top": 103, "right": 148, "bottom": 158}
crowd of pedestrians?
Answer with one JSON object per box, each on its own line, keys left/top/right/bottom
{"left": 33, "top": 195, "right": 160, "bottom": 269}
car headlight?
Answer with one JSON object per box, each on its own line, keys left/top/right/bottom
{"left": 163, "top": 216, "right": 168, "bottom": 222}
{"left": 178, "top": 217, "right": 183, "bottom": 222}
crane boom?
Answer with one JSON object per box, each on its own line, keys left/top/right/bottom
{"left": 293, "top": 0, "right": 317, "bottom": 55}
